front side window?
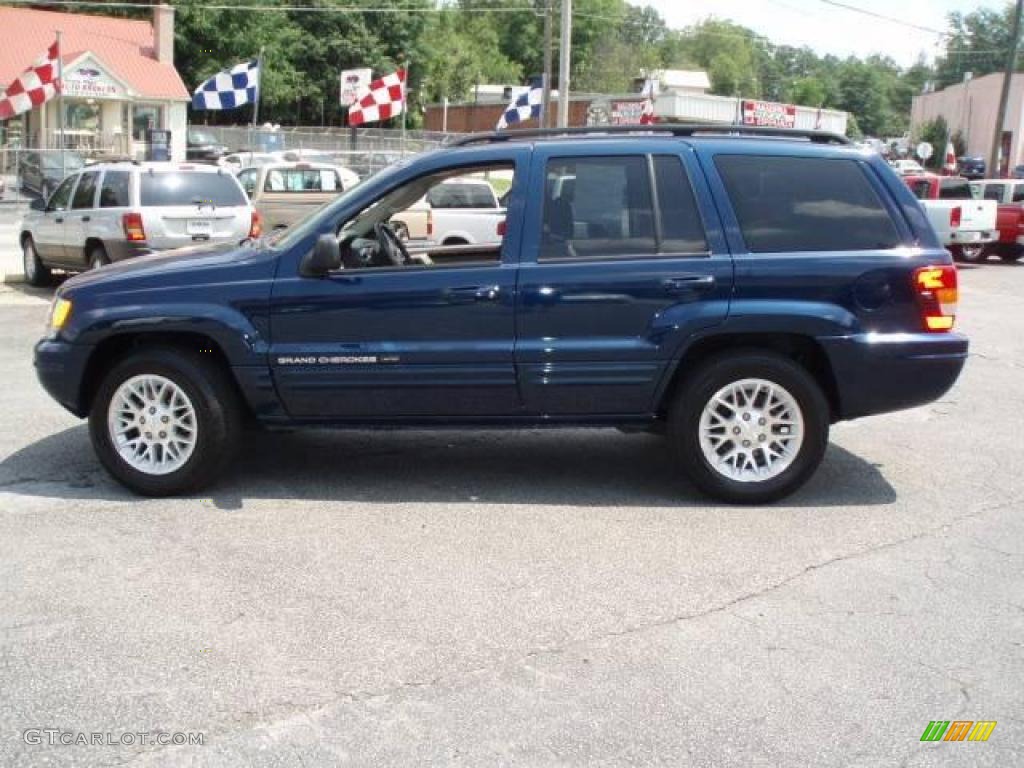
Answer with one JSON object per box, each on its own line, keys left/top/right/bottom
{"left": 715, "top": 155, "right": 901, "bottom": 253}
{"left": 99, "top": 171, "right": 131, "bottom": 208}
{"left": 264, "top": 169, "right": 340, "bottom": 193}
{"left": 540, "top": 156, "right": 655, "bottom": 260}
{"left": 140, "top": 173, "right": 247, "bottom": 207}
{"left": 48, "top": 175, "right": 77, "bottom": 210}
{"left": 71, "top": 171, "right": 99, "bottom": 209}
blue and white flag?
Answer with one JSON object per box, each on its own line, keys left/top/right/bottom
{"left": 496, "top": 84, "right": 543, "bottom": 130}
{"left": 192, "top": 59, "right": 260, "bottom": 111}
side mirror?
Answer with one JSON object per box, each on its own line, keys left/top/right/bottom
{"left": 299, "top": 233, "right": 342, "bottom": 277}
{"left": 30, "top": 197, "right": 46, "bottom": 212}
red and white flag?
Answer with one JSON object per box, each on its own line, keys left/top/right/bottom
{"left": 0, "top": 40, "right": 61, "bottom": 121}
{"left": 944, "top": 142, "right": 957, "bottom": 173}
{"left": 347, "top": 68, "right": 406, "bottom": 126}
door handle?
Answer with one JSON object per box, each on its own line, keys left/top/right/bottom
{"left": 444, "top": 285, "right": 501, "bottom": 303}
{"left": 81, "top": 216, "right": 91, "bottom": 222}
{"left": 661, "top": 275, "right": 716, "bottom": 293}
{"left": 54, "top": 217, "right": 64, "bottom": 223}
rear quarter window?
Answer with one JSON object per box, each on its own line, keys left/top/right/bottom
{"left": 715, "top": 155, "right": 901, "bottom": 253}
{"left": 140, "top": 172, "right": 246, "bottom": 207}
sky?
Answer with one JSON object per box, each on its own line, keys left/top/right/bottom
{"left": 635, "top": 0, "right": 1008, "bottom": 67}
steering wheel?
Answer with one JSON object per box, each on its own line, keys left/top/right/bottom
{"left": 374, "top": 222, "right": 411, "bottom": 267}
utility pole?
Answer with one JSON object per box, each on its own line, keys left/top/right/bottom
{"left": 990, "top": 0, "right": 1023, "bottom": 177}
{"left": 557, "top": 0, "right": 572, "bottom": 127}
{"left": 541, "top": 0, "right": 553, "bottom": 128}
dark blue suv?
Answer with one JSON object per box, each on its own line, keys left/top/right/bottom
{"left": 34, "top": 126, "right": 967, "bottom": 503}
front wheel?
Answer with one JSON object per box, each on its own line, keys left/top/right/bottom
{"left": 88, "top": 348, "right": 242, "bottom": 496}
{"left": 668, "top": 352, "right": 830, "bottom": 504}
{"left": 22, "top": 236, "right": 51, "bottom": 286}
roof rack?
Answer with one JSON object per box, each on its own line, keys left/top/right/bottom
{"left": 450, "top": 123, "right": 852, "bottom": 147}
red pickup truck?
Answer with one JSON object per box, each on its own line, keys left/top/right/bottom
{"left": 970, "top": 179, "right": 1024, "bottom": 263}
{"left": 902, "top": 174, "right": 998, "bottom": 262}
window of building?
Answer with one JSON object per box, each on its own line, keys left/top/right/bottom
{"left": 132, "top": 105, "right": 163, "bottom": 142}
{"left": 714, "top": 155, "right": 901, "bottom": 253}
{"left": 71, "top": 171, "right": 99, "bottom": 209}
{"left": 99, "top": 171, "right": 131, "bottom": 208}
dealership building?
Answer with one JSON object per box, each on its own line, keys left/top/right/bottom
{"left": 0, "top": 5, "right": 190, "bottom": 161}
{"left": 424, "top": 70, "right": 848, "bottom": 135}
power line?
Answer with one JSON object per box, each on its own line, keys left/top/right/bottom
{"left": 813, "top": 0, "right": 948, "bottom": 37}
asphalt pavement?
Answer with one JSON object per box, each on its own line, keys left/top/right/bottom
{"left": 0, "top": 263, "right": 1022, "bottom": 767}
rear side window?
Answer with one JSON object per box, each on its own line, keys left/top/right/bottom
{"left": 140, "top": 172, "right": 246, "bottom": 207}
{"left": 99, "top": 171, "right": 131, "bottom": 208}
{"left": 427, "top": 183, "right": 496, "bottom": 208}
{"left": 541, "top": 156, "right": 655, "bottom": 260}
{"left": 715, "top": 155, "right": 901, "bottom": 253}
{"left": 264, "top": 168, "right": 340, "bottom": 193}
{"left": 71, "top": 171, "right": 99, "bottom": 209}
{"left": 652, "top": 155, "right": 707, "bottom": 253}
{"left": 938, "top": 179, "right": 974, "bottom": 200}
{"left": 982, "top": 184, "right": 1005, "bottom": 201}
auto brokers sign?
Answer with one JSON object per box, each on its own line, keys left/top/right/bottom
{"left": 741, "top": 99, "right": 796, "bottom": 129}
{"left": 63, "top": 59, "right": 125, "bottom": 100}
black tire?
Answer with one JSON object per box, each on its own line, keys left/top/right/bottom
{"left": 951, "top": 244, "right": 986, "bottom": 263}
{"left": 88, "top": 347, "right": 242, "bottom": 496}
{"left": 667, "top": 351, "right": 830, "bottom": 504}
{"left": 21, "top": 235, "right": 51, "bottom": 287}
{"left": 88, "top": 243, "right": 110, "bottom": 271}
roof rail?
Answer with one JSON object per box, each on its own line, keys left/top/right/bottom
{"left": 449, "top": 123, "right": 852, "bottom": 147}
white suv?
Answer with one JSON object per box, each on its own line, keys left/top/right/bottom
{"left": 20, "top": 162, "right": 258, "bottom": 286}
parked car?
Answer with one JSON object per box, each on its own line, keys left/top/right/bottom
{"left": 236, "top": 161, "right": 356, "bottom": 231}
{"left": 17, "top": 150, "right": 86, "bottom": 198}
{"left": 970, "top": 178, "right": 1024, "bottom": 262}
{"left": 890, "top": 158, "right": 926, "bottom": 176}
{"left": 957, "top": 156, "right": 986, "bottom": 179}
{"left": 903, "top": 173, "right": 997, "bottom": 262}
{"left": 218, "top": 151, "right": 277, "bottom": 174}
{"left": 186, "top": 128, "right": 228, "bottom": 164}
{"left": 34, "top": 125, "right": 967, "bottom": 504}
{"left": 20, "top": 161, "right": 257, "bottom": 285}
{"left": 391, "top": 177, "right": 505, "bottom": 244}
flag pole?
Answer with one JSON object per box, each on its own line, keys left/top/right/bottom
{"left": 401, "top": 58, "right": 408, "bottom": 157}
{"left": 56, "top": 29, "right": 64, "bottom": 178}
{"left": 252, "top": 47, "right": 264, "bottom": 152}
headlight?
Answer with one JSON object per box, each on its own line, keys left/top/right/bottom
{"left": 48, "top": 297, "right": 72, "bottom": 332}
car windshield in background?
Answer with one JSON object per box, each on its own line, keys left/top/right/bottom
{"left": 939, "top": 179, "right": 974, "bottom": 200}
{"left": 189, "top": 131, "right": 218, "bottom": 145}
{"left": 140, "top": 172, "right": 246, "bottom": 207}
{"left": 427, "top": 184, "right": 496, "bottom": 208}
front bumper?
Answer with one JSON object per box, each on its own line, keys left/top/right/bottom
{"left": 820, "top": 332, "right": 968, "bottom": 421}
{"left": 34, "top": 338, "right": 93, "bottom": 417}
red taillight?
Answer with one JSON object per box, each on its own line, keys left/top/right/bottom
{"left": 426, "top": 210, "right": 433, "bottom": 237}
{"left": 949, "top": 206, "right": 962, "bottom": 229}
{"left": 913, "top": 265, "right": 958, "bottom": 332}
{"left": 249, "top": 210, "right": 263, "bottom": 239}
{"left": 497, "top": 219, "right": 507, "bottom": 237}
{"left": 122, "top": 212, "right": 146, "bottom": 242}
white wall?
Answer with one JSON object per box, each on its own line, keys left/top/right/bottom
{"left": 167, "top": 101, "right": 187, "bottom": 162}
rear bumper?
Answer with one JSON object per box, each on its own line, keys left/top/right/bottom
{"left": 948, "top": 230, "right": 995, "bottom": 244}
{"left": 820, "top": 332, "right": 968, "bottom": 421}
{"left": 34, "top": 338, "right": 92, "bottom": 417}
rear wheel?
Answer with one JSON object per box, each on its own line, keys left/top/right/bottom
{"left": 88, "top": 243, "right": 109, "bottom": 271}
{"left": 668, "top": 352, "right": 830, "bottom": 504}
{"left": 88, "top": 347, "right": 242, "bottom": 496}
{"left": 951, "top": 244, "right": 986, "bottom": 263}
{"left": 22, "top": 236, "right": 51, "bottom": 287}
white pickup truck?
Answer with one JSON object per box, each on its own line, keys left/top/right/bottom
{"left": 903, "top": 174, "right": 997, "bottom": 262}
{"left": 392, "top": 177, "right": 506, "bottom": 246}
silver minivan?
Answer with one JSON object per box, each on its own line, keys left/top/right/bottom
{"left": 20, "top": 161, "right": 257, "bottom": 286}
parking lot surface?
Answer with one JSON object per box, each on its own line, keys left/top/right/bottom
{"left": 1, "top": 264, "right": 1022, "bottom": 767}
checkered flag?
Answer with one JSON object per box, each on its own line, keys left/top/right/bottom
{"left": 192, "top": 59, "right": 260, "bottom": 111}
{"left": 497, "top": 85, "right": 542, "bottom": 130}
{"left": 0, "top": 40, "right": 61, "bottom": 121}
{"left": 348, "top": 69, "right": 406, "bottom": 126}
